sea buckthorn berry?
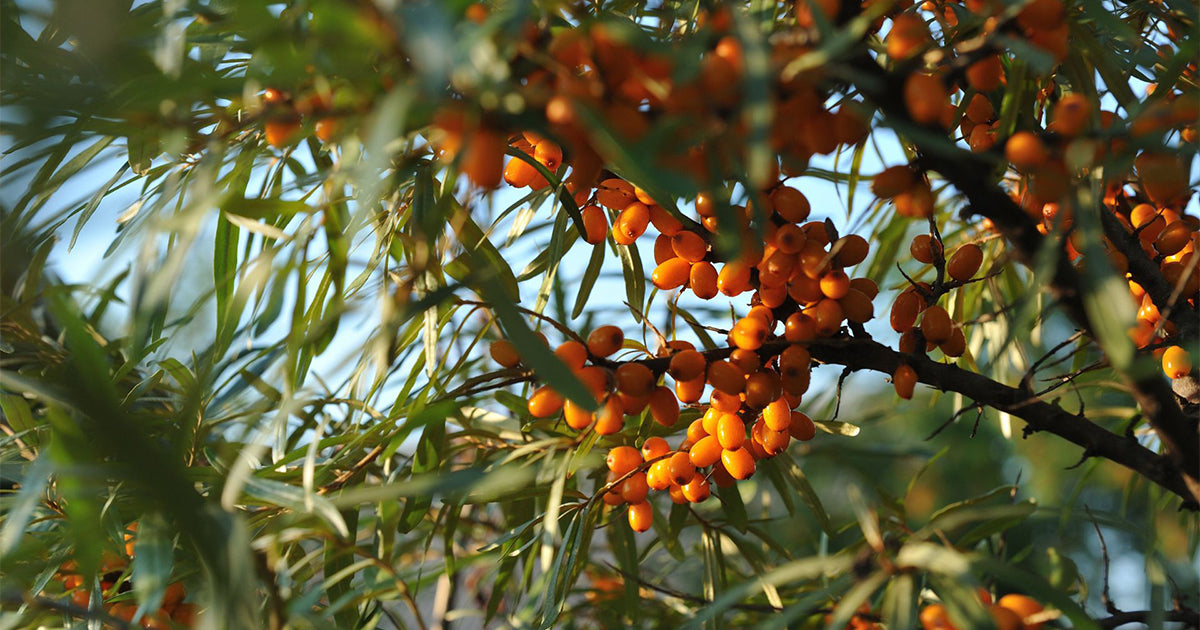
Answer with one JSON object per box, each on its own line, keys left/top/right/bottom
{"left": 988, "top": 605, "right": 1023, "bottom": 630}
{"left": 721, "top": 446, "right": 757, "bottom": 479}
{"left": 618, "top": 391, "right": 651, "bottom": 415}
{"left": 716, "top": 413, "right": 746, "bottom": 450}
{"left": 641, "top": 437, "right": 670, "bottom": 461}
{"left": 789, "top": 274, "right": 824, "bottom": 305}
{"left": 613, "top": 202, "right": 651, "bottom": 244}
{"left": 555, "top": 341, "right": 588, "bottom": 370}
{"left": 894, "top": 182, "right": 935, "bottom": 218}
{"left": 1005, "top": 131, "right": 1048, "bottom": 170}
{"left": 597, "top": 178, "right": 636, "bottom": 209}
{"left": 577, "top": 366, "right": 612, "bottom": 399}
{"left": 940, "top": 325, "right": 967, "bottom": 358}
{"left": 648, "top": 386, "right": 681, "bottom": 426}
{"left": 758, "top": 283, "right": 788, "bottom": 308}
{"left": 775, "top": 223, "right": 807, "bottom": 254}
{"left": 649, "top": 205, "right": 683, "bottom": 236}
{"left": 647, "top": 461, "right": 672, "bottom": 490}
{"left": 893, "top": 364, "right": 918, "bottom": 400}
{"left": 997, "top": 594, "right": 1044, "bottom": 630}
{"left": 910, "top": 234, "right": 940, "bottom": 264}
{"left": 785, "top": 312, "right": 818, "bottom": 341}
{"left": 904, "top": 73, "right": 948, "bottom": 127}
{"left": 580, "top": 205, "right": 608, "bottom": 244}
{"left": 652, "top": 233, "right": 674, "bottom": 265}
{"left": 676, "top": 375, "right": 706, "bottom": 403}
{"left": 789, "top": 411, "right": 816, "bottom": 441}
{"left": 1051, "top": 93, "right": 1091, "bottom": 137}
{"left": 1155, "top": 221, "right": 1191, "bottom": 255}
{"left": 840, "top": 289, "right": 875, "bottom": 323}
{"left": 672, "top": 231, "right": 708, "bottom": 262}
{"left": 947, "top": 243, "right": 983, "bottom": 282}
{"left": 668, "top": 349, "right": 707, "bottom": 381}
{"left": 812, "top": 298, "right": 844, "bottom": 336}
{"left": 462, "top": 129, "right": 506, "bottom": 188}
{"left": 919, "top": 603, "right": 954, "bottom": 630}
{"left": 701, "top": 407, "right": 722, "bottom": 434}
{"left": 778, "top": 344, "right": 812, "bottom": 375}
{"left": 621, "top": 472, "right": 651, "bottom": 504}
{"left": 504, "top": 155, "right": 538, "bottom": 188}
{"left": 690, "top": 435, "right": 723, "bottom": 467}
{"left": 682, "top": 474, "right": 711, "bottom": 503}
{"left": 708, "top": 360, "right": 746, "bottom": 395}
{"left": 1130, "top": 203, "right": 1166, "bottom": 242}
{"left": 1162, "top": 346, "right": 1192, "bottom": 379}
{"left": 770, "top": 186, "right": 812, "bottom": 223}
{"left": 265, "top": 119, "right": 301, "bottom": 148}
{"left": 835, "top": 235, "right": 870, "bottom": 267}
{"left": 966, "top": 54, "right": 1004, "bottom": 92}
{"left": 564, "top": 399, "right": 594, "bottom": 430}
{"left": 920, "top": 305, "right": 953, "bottom": 344}
{"left": 731, "top": 316, "right": 770, "bottom": 350}
{"left": 819, "top": 269, "right": 851, "bottom": 299}
{"left": 607, "top": 445, "right": 642, "bottom": 475}
{"left": 760, "top": 425, "right": 791, "bottom": 455}
{"left": 667, "top": 483, "right": 688, "bottom": 504}
{"left": 690, "top": 262, "right": 720, "bottom": 299}
{"left": 710, "top": 390, "right": 742, "bottom": 413}
{"left": 850, "top": 277, "right": 879, "bottom": 299}
{"left": 763, "top": 398, "right": 792, "bottom": 431}
{"left": 587, "top": 325, "right": 624, "bottom": 357}
{"left": 594, "top": 397, "right": 625, "bottom": 435}
{"left": 965, "top": 93, "right": 995, "bottom": 124}
{"left": 668, "top": 451, "right": 697, "bottom": 485}
{"left": 528, "top": 386, "right": 565, "bottom": 417}
{"left": 686, "top": 418, "right": 708, "bottom": 446}
{"left": 729, "top": 348, "right": 762, "bottom": 374}
{"left": 489, "top": 340, "right": 521, "bottom": 368}
{"left": 744, "top": 371, "right": 783, "bottom": 408}
{"left": 873, "top": 165, "right": 915, "bottom": 199}
{"left": 718, "top": 262, "right": 753, "bottom": 296}
{"left": 653, "top": 257, "right": 692, "bottom": 290}
{"left": 969, "top": 124, "right": 997, "bottom": 152}
{"left": 887, "top": 13, "right": 931, "bottom": 60}
{"left": 891, "top": 292, "right": 923, "bottom": 332}
{"left": 627, "top": 501, "right": 653, "bottom": 532}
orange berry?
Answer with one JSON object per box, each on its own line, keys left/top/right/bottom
{"left": 819, "top": 269, "right": 851, "bottom": 299}
{"left": 919, "top": 603, "right": 958, "bottom": 630}
{"left": 627, "top": 501, "right": 653, "bottom": 532}
{"left": 721, "top": 446, "right": 757, "bottom": 479}
{"left": 731, "top": 317, "right": 770, "bottom": 350}
{"left": 676, "top": 375, "right": 705, "bottom": 403}
{"left": 607, "top": 445, "right": 642, "bottom": 475}
{"left": 597, "top": 178, "right": 636, "bottom": 210}
{"left": 615, "top": 363, "right": 655, "bottom": 397}
{"left": 997, "top": 594, "right": 1044, "bottom": 630}
{"left": 690, "top": 435, "right": 724, "bottom": 468}
{"left": 1155, "top": 221, "right": 1191, "bottom": 255}
{"left": 812, "top": 298, "right": 845, "bottom": 336}
{"left": 939, "top": 325, "right": 967, "bottom": 358}
{"left": 641, "top": 437, "right": 671, "bottom": 461}
{"left": 762, "top": 398, "right": 792, "bottom": 431}
{"left": 690, "top": 261, "right": 719, "bottom": 299}
{"left": 784, "top": 312, "right": 818, "bottom": 341}
{"left": 965, "top": 93, "right": 995, "bottom": 124}
{"left": 648, "top": 386, "right": 680, "bottom": 426}
{"left": 555, "top": 341, "right": 588, "bottom": 370}
{"left": 490, "top": 340, "right": 521, "bottom": 368}
{"left": 835, "top": 235, "right": 870, "bottom": 266}
{"left": 770, "top": 186, "right": 812, "bottom": 223}
{"left": 580, "top": 205, "right": 608, "bottom": 244}
{"left": 1163, "top": 345, "right": 1192, "bottom": 379}
{"left": 649, "top": 205, "right": 683, "bottom": 235}
{"left": 716, "top": 413, "right": 746, "bottom": 450}
{"left": 893, "top": 364, "right": 918, "bottom": 399}
{"left": 947, "top": 243, "right": 983, "bottom": 281}
{"left": 672, "top": 231, "right": 709, "bottom": 262}
{"left": 462, "top": 129, "right": 506, "bottom": 189}
{"left": 966, "top": 54, "right": 1004, "bottom": 92}
{"left": 587, "top": 326, "right": 624, "bottom": 357}
{"left": 682, "top": 474, "right": 712, "bottom": 503}
{"left": 744, "top": 371, "right": 782, "bottom": 408}
{"left": 504, "top": 155, "right": 539, "bottom": 188}
{"left": 1017, "top": 0, "right": 1065, "bottom": 30}
{"left": 621, "top": 472, "right": 650, "bottom": 504}
{"left": 707, "top": 360, "right": 746, "bottom": 395}
{"left": 894, "top": 182, "right": 935, "bottom": 218}
{"left": 668, "top": 349, "right": 708, "bottom": 381}
{"left": 988, "top": 605, "right": 1023, "bottom": 630}
{"left": 594, "top": 396, "right": 625, "bottom": 434}
{"left": 1005, "top": 131, "right": 1048, "bottom": 171}
{"left": 904, "top": 73, "right": 948, "bottom": 127}
{"left": 920, "top": 305, "right": 953, "bottom": 344}
{"left": 668, "top": 451, "right": 697, "bottom": 485}
{"left": 840, "top": 288, "right": 875, "bottom": 323}
{"left": 653, "top": 257, "right": 692, "bottom": 290}
{"left": 789, "top": 411, "right": 816, "bottom": 441}
{"left": 613, "top": 202, "right": 651, "bottom": 244}
{"left": 1051, "top": 93, "right": 1091, "bottom": 137}
{"left": 528, "top": 386, "right": 565, "bottom": 417}
{"left": 873, "top": 165, "right": 915, "bottom": 199}
{"left": 888, "top": 13, "right": 931, "bottom": 60}
{"left": 910, "top": 234, "right": 940, "bottom": 264}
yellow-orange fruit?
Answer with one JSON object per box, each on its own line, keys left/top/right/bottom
{"left": 1005, "top": 131, "right": 1048, "bottom": 170}
{"left": 721, "top": 446, "right": 757, "bottom": 479}
{"left": 652, "top": 233, "right": 674, "bottom": 265}
{"left": 648, "top": 386, "right": 680, "bottom": 426}
{"left": 718, "top": 262, "right": 753, "bottom": 296}
{"left": 965, "top": 93, "right": 995, "bottom": 124}
{"left": 744, "top": 371, "right": 782, "bottom": 408}
{"left": 265, "top": 119, "right": 301, "bottom": 148}
{"left": 675, "top": 375, "right": 705, "bottom": 403}
{"left": 622, "top": 472, "right": 650, "bottom": 504}
{"left": 315, "top": 117, "right": 339, "bottom": 142}
{"left": 1130, "top": 203, "right": 1166, "bottom": 242}
{"left": 1017, "top": 0, "right": 1065, "bottom": 30}
{"left": 784, "top": 312, "right": 818, "bottom": 341}
{"left": 597, "top": 178, "right": 636, "bottom": 210}
{"left": 641, "top": 436, "right": 670, "bottom": 461}
{"left": 762, "top": 398, "right": 792, "bottom": 431}
{"left": 775, "top": 223, "right": 808, "bottom": 254}
{"left": 947, "top": 243, "right": 983, "bottom": 281}
{"left": 1052, "top": 93, "right": 1091, "bottom": 137}
{"left": 1155, "top": 221, "right": 1191, "bottom": 255}
{"left": 966, "top": 55, "right": 1004, "bottom": 92}
{"left": 672, "top": 231, "right": 709, "bottom": 262}
{"left": 577, "top": 366, "right": 612, "bottom": 399}
{"left": 969, "top": 124, "right": 997, "bottom": 152}
{"left": 989, "top": 605, "right": 1023, "bottom": 630}
{"left": 888, "top": 13, "right": 931, "bottom": 60}
{"left": 607, "top": 445, "right": 642, "bottom": 475}
{"left": 588, "top": 325, "right": 624, "bottom": 357}
{"left": 615, "top": 363, "right": 655, "bottom": 397}
{"left": 555, "top": 341, "right": 588, "bottom": 370}
{"left": 893, "top": 364, "right": 918, "bottom": 399}
{"left": 689, "top": 261, "right": 719, "bottom": 299}
{"left": 819, "top": 269, "right": 851, "bottom": 299}
{"left": 717, "top": 413, "right": 746, "bottom": 450}
{"left": 731, "top": 317, "right": 770, "bottom": 350}
{"left": 627, "top": 501, "right": 653, "bottom": 532}
{"left": 1163, "top": 345, "right": 1192, "bottom": 379}
{"left": 528, "top": 386, "right": 565, "bottom": 417}
{"left": 771, "top": 186, "right": 812, "bottom": 223}
{"left": 707, "top": 360, "right": 746, "bottom": 395}
{"left": 653, "top": 257, "right": 692, "bottom": 290}
{"left": 894, "top": 182, "right": 935, "bottom": 218}
{"left": 812, "top": 298, "right": 844, "bottom": 336}
{"left": 581, "top": 205, "right": 608, "bottom": 244}
{"left": 667, "top": 451, "right": 696, "bottom": 485}
{"left": 873, "top": 165, "right": 915, "bottom": 199}
{"left": 690, "top": 435, "right": 723, "bottom": 468}
{"left": 789, "top": 411, "right": 816, "bottom": 441}
{"left": 920, "top": 305, "right": 953, "bottom": 344}
{"left": 850, "top": 277, "right": 879, "bottom": 299}
{"left": 905, "top": 73, "right": 948, "bottom": 126}
{"left": 668, "top": 349, "right": 707, "bottom": 381}
{"left": 919, "top": 603, "right": 958, "bottom": 630}
{"left": 997, "top": 594, "right": 1044, "bottom": 630}
{"left": 504, "top": 155, "right": 538, "bottom": 188}
{"left": 650, "top": 205, "right": 683, "bottom": 236}
{"left": 682, "top": 474, "right": 712, "bottom": 503}
{"left": 910, "top": 234, "right": 940, "bottom": 264}
{"left": 594, "top": 396, "right": 625, "bottom": 434}
{"left": 940, "top": 325, "right": 967, "bottom": 358}
{"left": 613, "top": 202, "right": 651, "bottom": 244}
{"left": 462, "top": 129, "right": 506, "bottom": 188}
{"left": 840, "top": 288, "right": 875, "bottom": 323}
{"left": 646, "top": 461, "right": 671, "bottom": 490}
{"left": 835, "top": 235, "right": 870, "bottom": 266}
{"left": 564, "top": 399, "right": 594, "bottom": 430}
{"left": 490, "top": 340, "right": 521, "bottom": 368}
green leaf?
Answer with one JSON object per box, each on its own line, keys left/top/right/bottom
{"left": 132, "top": 512, "right": 174, "bottom": 619}
{"left": 572, "top": 242, "right": 606, "bottom": 319}
{"left": 0, "top": 453, "right": 52, "bottom": 556}
{"left": 241, "top": 476, "right": 350, "bottom": 538}
{"left": 615, "top": 242, "right": 646, "bottom": 323}
{"left": 717, "top": 483, "right": 748, "bottom": 533}
{"left": 399, "top": 413, "right": 446, "bottom": 532}
{"left": 446, "top": 202, "right": 520, "bottom": 300}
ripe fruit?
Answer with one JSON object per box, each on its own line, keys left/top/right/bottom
{"left": 819, "top": 270, "right": 850, "bottom": 299}
{"left": 528, "top": 386, "right": 565, "bottom": 417}
{"left": 653, "top": 257, "right": 692, "bottom": 290}
{"left": 873, "top": 165, "right": 915, "bottom": 199}
{"left": 904, "top": 73, "right": 948, "bottom": 127}
{"left": 947, "top": 243, "right": 983, "bottom": 281}
{"left": 731, "top": 316, "right": 770, "bottom": 350}
{"left": 893, "top": 364, "right": 917, "bottom": 399}
{"left": 919, "top": 603, "right": 956, "bottom": 630}
{"left": 668, "top": 349, "right": 707, "bottom": 381}
{"left": 789, "top": 411, "right": 816, "bottom": 441}
{"left": 770, "top": 186, "right": 811, "bottom": 223}
{"left": 716, "top": 413, "right": 746, "bottom": 450}
{"left": 721, "top": 446, "right": 756, "bottom": 479}
{"left": 682, "top": 474, "right": 711, "bottom": 502}
{"left": 607, "top": 445, "right": 642, "bottom": 475}
{"left": 672, "top": 231, "right": 708, "bottom": 262}
{"left": 490, "top": 340, "right": 521, "bottom": 368}
{"left": 997, "top": 594, "right": 1044, "bottom": 629}
{"left": 708, "top": 360, "right": 746, "bottom": 395}
{"left": 648, "top": 386, "right": 680, "bottom": 426}
{"left": 265, "top": 119, "right": 301, "bottom": 148}
{"left": 462, "top": 129, "right": 505, "bottom": 188}
{"left": 641, "top": 437, "right": 670, "bottom": 461}
{"left": 989, "top": 605, "right": 1023, "bottom": 630}
{"left": 588, "top": 326, "right": 624, "bottom": 357}
{"left": 594, "top": 396, "right": 626, "bottom": 435}
{"left": 690, "top": 435, "right": 723, "bottom": 467}
{"left": 564, "top": 399, "right": 594, "bottom": 430}
{"left": 1162, "top": 345, "right": 1192, "bottom": 379}
{"left": 891, "top": 291, "right": 923, "bottom": 332}
{"left": 1051, "top": 93, "right": 1091, "bottom": 137}
{"left": 966, "top": 55, "right": 1004, "bottom": 92}
{"left": 581, "top": 205, "right": 608, "bottom": 244}
{"left": 668, "top": 451, "right": 697, "bottom": 485}
{"left": 910, "top": 234, "right": 940, "bottom": 264}
{"left": 888, "top": 13, "right": 931, "bottom": 60}
{"left": 920, "top": 305, "right": 952, "bottom": 344}
{"left": 1005, "top": 131, "right": 1048, "bottom": 170}
{"left": 628, "top": 501, "right": 653, "bottom": 532}
{"left": 690, "top": 262, "right": 719, "bottom": 299}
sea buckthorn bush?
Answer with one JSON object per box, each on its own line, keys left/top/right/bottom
{"left": 1, "top": 1, "right": 1197, "bottom": 628}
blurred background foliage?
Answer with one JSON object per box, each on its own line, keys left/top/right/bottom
{"left": 0, "top": 0, "right": 1197, "bottom": 629}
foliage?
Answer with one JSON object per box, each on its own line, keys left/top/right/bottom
{"left": 0, "top": 0, "right": 1197, "bottom": 629}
